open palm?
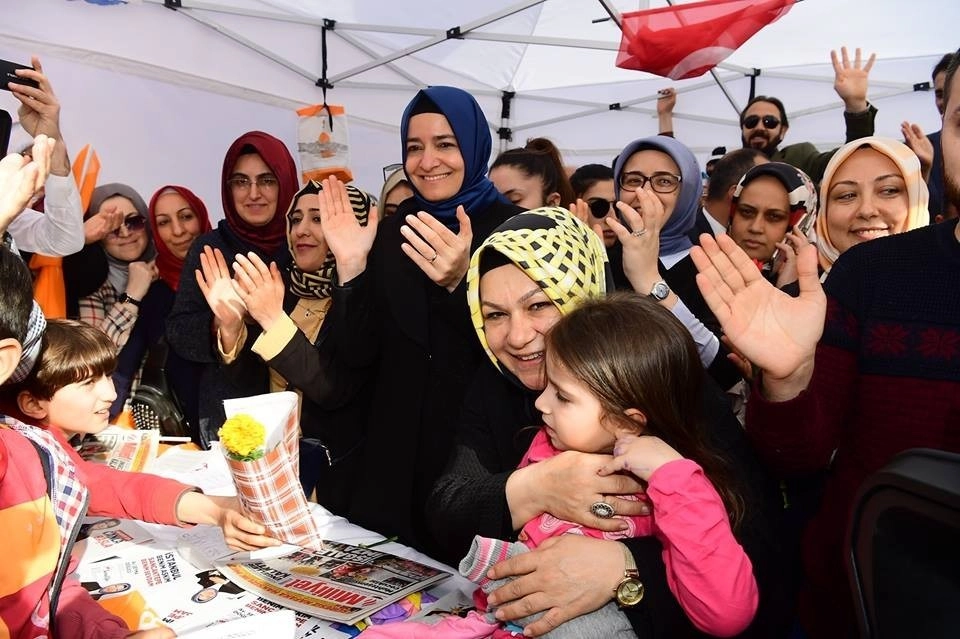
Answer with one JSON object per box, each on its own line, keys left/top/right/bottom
{"left": 318, "top": 175, "right": 378, "bottom": 280}
{"left": 691, "top": 234, "right": 825, "bottom": 380}
{"left": 196, "top": 245, "right": 246, "bottom": 327}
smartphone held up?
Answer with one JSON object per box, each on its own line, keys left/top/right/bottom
{"left": 0, "top": 58, "right": 40, "bottom": 92}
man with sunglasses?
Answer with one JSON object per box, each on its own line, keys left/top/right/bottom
{"left": 738, "top": 47, "right": 877, "bottom": 184}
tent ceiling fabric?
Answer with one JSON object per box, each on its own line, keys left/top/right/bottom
{"left": 0, "top": 0, "right": 956, "bottom": 217}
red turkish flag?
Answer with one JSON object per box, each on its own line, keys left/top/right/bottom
{"left": 616, "top": 0, "right": 795, "bottom": 80}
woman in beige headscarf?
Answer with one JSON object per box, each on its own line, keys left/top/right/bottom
{"left": 815, "top": 136, "right": 929, "bottom": 273}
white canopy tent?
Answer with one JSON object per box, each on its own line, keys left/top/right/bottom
{"left": 1, "top": 0, "right": 956, "bottom": 217}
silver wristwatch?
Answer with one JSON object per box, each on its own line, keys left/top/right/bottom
{"left": 649, "top": 280, "right": 670, "bottom": 301}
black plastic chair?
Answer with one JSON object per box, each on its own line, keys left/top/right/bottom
{"left": 846, "top": 448, "right": 960, "bottom": 639}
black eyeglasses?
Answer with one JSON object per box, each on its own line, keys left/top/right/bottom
{"left": 618, "top": 172, "right": 682, "bottom": 194}
{"left": 227, "top": 174, "right": 279, "bottom": 192}
{"left": 382, "top": 162, "right": 403, "bottom": 183}
{"left": 111, "top": 215, "right": 146, "bottom": 237}
{"left": 586, "top": 198, "right": 614, "bottom": 219}
{"left": 741, "top": 114, "right": 780, "bottom": 130}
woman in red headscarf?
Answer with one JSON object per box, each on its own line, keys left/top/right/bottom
{"left": 143, "top": 185, "right": 213, "bottom": 436}
{"left": 165, "top": 131, "right": 299, "bottom": 447}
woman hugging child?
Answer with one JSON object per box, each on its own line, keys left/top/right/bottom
{"left": 366, "top": 293, "right": 758, "bottom": 638}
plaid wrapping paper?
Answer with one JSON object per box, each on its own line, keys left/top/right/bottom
{"left": 222, "top": 392, "right": 323, "bottom": 550}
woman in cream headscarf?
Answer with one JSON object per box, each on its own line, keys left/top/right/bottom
{"left": 815, "top": 136, "right": 929, "bottom": 274}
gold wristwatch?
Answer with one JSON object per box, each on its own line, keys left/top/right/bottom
{"left": 614, "top": 543, "right": 644, "bottom": 607}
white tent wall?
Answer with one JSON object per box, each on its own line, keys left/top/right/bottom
{"left": 1, "top": 0, "right": 957, "bottom": 222}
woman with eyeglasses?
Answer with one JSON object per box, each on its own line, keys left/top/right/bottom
{"left": 318, "top": 86, "right": 523, "bottom": 557}
{"left": 72, "top": 184, "right": 164, "bottom": 418}
{"left": 609, "top": 136, "right": 744, "bottom": 392}
{"left": 166, "top": 131, "right": 299, "bottom": 447}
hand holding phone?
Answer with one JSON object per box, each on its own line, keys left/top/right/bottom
{"left": 0, "top": 59, "right": 40, "bottom": 92}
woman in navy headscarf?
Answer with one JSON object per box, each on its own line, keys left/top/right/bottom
{"left": 319, "top": 86, "right": 523, "bottom": 556}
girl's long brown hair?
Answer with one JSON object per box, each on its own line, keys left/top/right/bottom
{"left": 546, "top": 292, "right": 745, "bottom": 530}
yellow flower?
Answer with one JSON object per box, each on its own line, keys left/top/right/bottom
{"left": 219, "top": 414, "right": 267, "bottom": 461}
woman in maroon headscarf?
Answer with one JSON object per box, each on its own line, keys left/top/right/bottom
{"left": 166, "top": 131, "right": 299, "bottom": 447}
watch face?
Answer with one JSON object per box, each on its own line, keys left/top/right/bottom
{"left": 651, "top": 282, "right": 670, "bottom": 301}
{"left": 616, "top": 578, "right": 645, "bottom": 607}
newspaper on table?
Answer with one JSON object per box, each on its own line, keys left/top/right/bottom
{"left": 77, "top": 426, "right": 159, "bottom": 472}
{"left": 216, "top": 540, "right": 450, "bottom": 626}
{"left": 76, "top": 516, "right": 156, "bottom": 563}
{"left": 76, "top": 541, "right": 338, "bottom": 638}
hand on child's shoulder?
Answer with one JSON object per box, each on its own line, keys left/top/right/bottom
{"left": 597, "top": 435, "right": 683, "bottom": 482}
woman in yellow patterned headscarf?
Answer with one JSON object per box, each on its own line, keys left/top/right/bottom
{"left": 466, "top": 205, "right": 609, "bottom": 383}
{"left": 815, "top": 136, "right": 930, "bottom": 273}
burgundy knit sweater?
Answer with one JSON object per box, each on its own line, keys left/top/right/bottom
{"left": 746, "top": 219, "right": 960, "bottom": 638}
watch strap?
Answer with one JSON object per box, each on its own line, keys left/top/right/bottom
{"left": 119, "top": 293, "right": 142, "bottom": 308}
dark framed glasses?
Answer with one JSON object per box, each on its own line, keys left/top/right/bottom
{"left": 586, "top": 198, "right": 614, "bottom": 219}
{"left": 741, "top": 114, "right": 780, "bottom": 130}
{"left": 111, "top": 215, "right": 147, "bottom": 236}
{"left": 618, "top": 172, "right": 682, "bottom": 194}
{"left": 382, "top": 162, "right": 403, "bottom": 182}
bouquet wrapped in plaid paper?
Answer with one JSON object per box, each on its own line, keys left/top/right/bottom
{"left": 219, "top": 391, "right": 324, "bottom": 550}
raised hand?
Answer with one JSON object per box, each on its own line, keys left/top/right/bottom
{"left": 196, "top": 245, "right": 246, "bottom": 334}
{"left": 656, "top": 87, "right": 677, "bottom": 115}
{"left": 318, "top": 175, "right": 378, "bottom": 283}
{"left": 0, "top": 135, "right": 55, "bottom": 234}
{"left": 773, "top": 226, "right": 811, "bottom": 289}
{"left": 832, "top": 46, "right": 875, "bottom": 113}
{"left": 9, "top": 57, "right": 69, "bottom": 176}
{"left": 125, "top": 259, "right": 158, "bottom": 301}
{"left": 606, "top": 188, "right": 669, "bottom": 299}
{"left": 691, "top": 233, "right": 825, "bottom": 401}
{"left": 901, "top": 121, "right": 934, "bottom": 181}
{"left": 567, "top": 198, "right": 592, "bottom": 227}
{"left": 84, "top": 202, "right": 125, "bottom": 244}
{"left": 231, "top": 252, "right": 285, "bottom": 331}
{"left": 400, "top": 206, "right": 473, "bottom": 292}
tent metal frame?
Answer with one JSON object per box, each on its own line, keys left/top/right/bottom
{"left": 143, "top": 0, "right": 922, "bottom": 150}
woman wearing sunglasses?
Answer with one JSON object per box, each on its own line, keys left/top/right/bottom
{"left": 570, "top": 163, "right": 635, "bottom": 290}
{"left": 74, "top": 183, "right": 160, "bottom": 418}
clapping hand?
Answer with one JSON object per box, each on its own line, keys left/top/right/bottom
{"left": 231, "top": 252, "right": 285, "bottom": 332}
{"left": 400, "top": 206, "right": 473, "bottom": 292}
{"left": 196, "top": 245, "right": 246, "bottom": 332}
